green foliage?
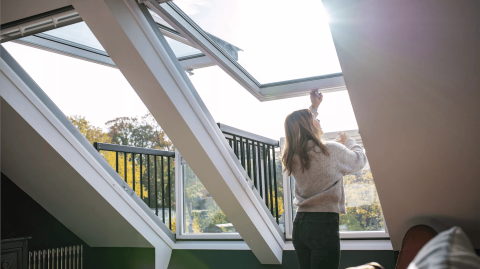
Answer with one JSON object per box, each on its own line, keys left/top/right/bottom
{"left": 340, "top": 169, "right": 385, "bottom": 231}
{"left": 106, "top": 113, "right": 173, "bottom": 150}
{"left": 69, "top": 115, "right": 111, "bottom": 144}
{"left": 69, "top": 114, "right": 384, "bottom": 234}
{"left": 183, "top": 164, "right": 234, "bottom": 233}
{"left": 68, "top": 114, "right": 176, "bottom": 232}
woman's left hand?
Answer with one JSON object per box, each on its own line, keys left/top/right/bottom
{"left": 310, "top": 90, "right": 323, "bottom": 109}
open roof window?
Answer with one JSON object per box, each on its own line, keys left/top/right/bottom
{"left": 173, "top": 0, "right": 341, "bottom": 84}
{"left": 146, "top": 0, "right": 346, "bottom": 101}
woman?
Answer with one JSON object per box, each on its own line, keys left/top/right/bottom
{"left": 282, "top": 90, "right": 367, "bottom": 269}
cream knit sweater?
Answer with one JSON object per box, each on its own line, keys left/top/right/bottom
{"left": 292, "top": 139, "right": 367, "bottom": 214}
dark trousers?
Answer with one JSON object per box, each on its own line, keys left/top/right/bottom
{"left": 293, "top": 212, "right": 340, "bottom": 269}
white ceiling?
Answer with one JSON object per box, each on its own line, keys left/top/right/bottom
{"left": 1, "top": 99, "right": 152, "bottom": 247}
{"left": 324, "top": 0, "right": 480, "bottom": 250}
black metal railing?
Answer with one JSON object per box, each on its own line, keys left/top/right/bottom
{"left": 217, "top": 123, "right": 281, "bottom": 224}
{"left": 94, "top": 124, "right": 281, "bottom": 228}
{"left": 93, "top": 142, "right": 175, "bottom": 231}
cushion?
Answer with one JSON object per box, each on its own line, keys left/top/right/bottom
{"left": 396, "top": 224, "right": 438, "bottom": 269}
{"left": 407, "top": 226, "right": 480, "bottom": 269}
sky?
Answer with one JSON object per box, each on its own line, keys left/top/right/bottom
{"left": 174, "top": 0, "right": 342, "bottom": 83}
{"left": 2, "top": 1, "right": 359, "bottom": 141}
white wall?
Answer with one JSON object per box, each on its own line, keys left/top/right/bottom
{"left": 324, "top": 0, "right": 480, "bottom": 250}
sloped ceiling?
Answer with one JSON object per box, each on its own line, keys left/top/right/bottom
{"left": 323, "top": 0, "right": 480, "bottom": 250}
{"left": 1, "top": 99, "right": 151, "bottom": 247}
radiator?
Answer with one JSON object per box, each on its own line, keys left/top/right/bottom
{"left": 29, "top": 245, "right": 83, "bottom": 269}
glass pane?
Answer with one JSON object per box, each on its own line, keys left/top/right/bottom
{"left": 289, "top": 139, "right": 385, "bottom": 232}
{"left": 173, "top": 0, "right": 341, "bottom": 83}
{"left": 182, "top": 161, "right": 237, "bottom": 234}
{"left": 165, "top": 36, "right": 202, "bottom": 58}
{"left": 43, "top": 22, "right": 202, "bottom": 59}
{"left": 341, "top": 163, "right": 385, "bottom": 231}
{"left": 43, "top": 22, "right": 106, "bottom": 51}
{"left": 190, "top": 66, "right": 357, "bottom": 140}
{"left": 3, "top": 25, "right": 177, "bottom": 231}
{"left": 274, "top": 150, "right": 286, "bottom": 232}
{"left": 182, "top": 162, "right": 236, "bottom": 233}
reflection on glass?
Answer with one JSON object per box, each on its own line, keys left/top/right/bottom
{"left": 173, "top": 0, "right": 342, "bottom": 83}
{"left": 340, "top": 164, "right": 385, "bottom": 231}
{"left": 44, "top": 22, "right": 202, "bottom": 59}
{"left": 43, "top": 22, "right": 106, "bottom": 51}
{"left": 290, "top": 156, "right": 385, "bottom": 232}
{"left": 182, "top": 162, "right": 236, "bottom": 233}
{"left": 165, "top": 36, "right": 202, "bottom": 58}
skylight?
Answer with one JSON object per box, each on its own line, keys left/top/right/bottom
{"left": 173, "top": 0, "right": 342, "bottom": 84}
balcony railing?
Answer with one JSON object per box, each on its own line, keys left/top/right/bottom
{"left": 94, "top": 123, "right": 282, "bottom": 235}
{"left": 93, "top": 142, "right": 175, "bottom": 230}
{"left": 217, "top": 123, "right": 281, "bottom": 224}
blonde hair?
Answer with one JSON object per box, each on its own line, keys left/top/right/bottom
{"left": 282, "top": 109, "right": 329, "bottom": 175}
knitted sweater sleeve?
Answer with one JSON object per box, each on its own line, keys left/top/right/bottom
{"left": 335, "top": 138, "right": 367, "bottom": 175}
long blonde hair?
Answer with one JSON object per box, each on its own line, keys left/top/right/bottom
{"left": 282, "top": 109, "right": 329, "bottom": 175}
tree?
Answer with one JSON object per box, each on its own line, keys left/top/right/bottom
{"left": 68, "top": 114, "right": 176, "bottom": 231}
{"left": 340, "top": 169, "right": 385, "bottom": 231}
{"left": 106, "top": 113, "right": 173, "bottom": 150}
{"left": 69, "top": 115, "right": 111, "bottom": 144}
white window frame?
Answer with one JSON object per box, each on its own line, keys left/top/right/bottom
{"left": 10, "top": 24, "right": 214, "bottom": 71}
{"left": 145, "top": 1, "right": 346, "bottom": 102}
{"left": 281, "top": 131, "right": 390, "bottom": 240}
{"left": 176, "top": 132, "right": 388, "bottom": 240}
{"left": 283, "top": 172, "right": 390, "bottom": 239}
{"left": 175, "top": 150, "right": 242, "bottom": 240}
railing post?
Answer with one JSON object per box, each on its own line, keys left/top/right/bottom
{"left": 263, "top": 143, "right": 268, "bottom": 206}
{"left": 168, "top": 156, "right": 172, "bottom": 230}
{"left": 124, "top": 152, "right": 127, "bottom": 183}
{"left": 132, "top": 153, "right": 135, "bottom": 190}
{"left": 272, "top": 146, "right": 279, "bottom": 223}
{"left": 253, "top": 141, "right": 258, "bottom": 190}
{"left": 161, "top": 156, "right": 165, "bottom": 223}
{"left": 140, "top": 154, "right": 143, "bottom": 200}
{"left": 267, "top": 145, "right": 274, "bottom": 216}
{"left": 155, "top": 155, "right": 158, "bottom": 216}
{"left": 148, "top": 154, "right": 151, "bottom": 207}
{"left": 240, "top": 136, "right": 245, "bottom": 169}
{"left": 246, "top": 139, "right": 251, "bottom": 179}
{"left": 232, "top": 135, "right": 238, "bottom": 158}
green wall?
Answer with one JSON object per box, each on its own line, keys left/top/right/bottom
{"left": 5, "top": 173, "right": 427, "bottom": 269}
{"left": 1, "top": 174, "right": 155, "bottom": 269}
{"left": 168, "top": 249, "right": 396, "bottom": 269}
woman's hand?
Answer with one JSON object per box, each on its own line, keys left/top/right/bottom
{"left": 310, "top": 90, "right": 323, "bottom": 110}
{"left": 336, "top": 132, "right": 351, "bottom": 144}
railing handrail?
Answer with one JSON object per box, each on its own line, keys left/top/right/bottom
{"left": 217, "top": 123, "right": 279, "bottom": 147}
{"left": 93, "top": 142, "right": 175, "bottom": 157}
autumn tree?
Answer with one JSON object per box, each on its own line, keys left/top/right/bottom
{"left": 69, "top": 114, "right": 176, "bottom": 232}
{"left": 106, "top": 113, "right": 173, "bottom": 150}
{"left": 69, "top": 115, "right": 111, "bottom": 144}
